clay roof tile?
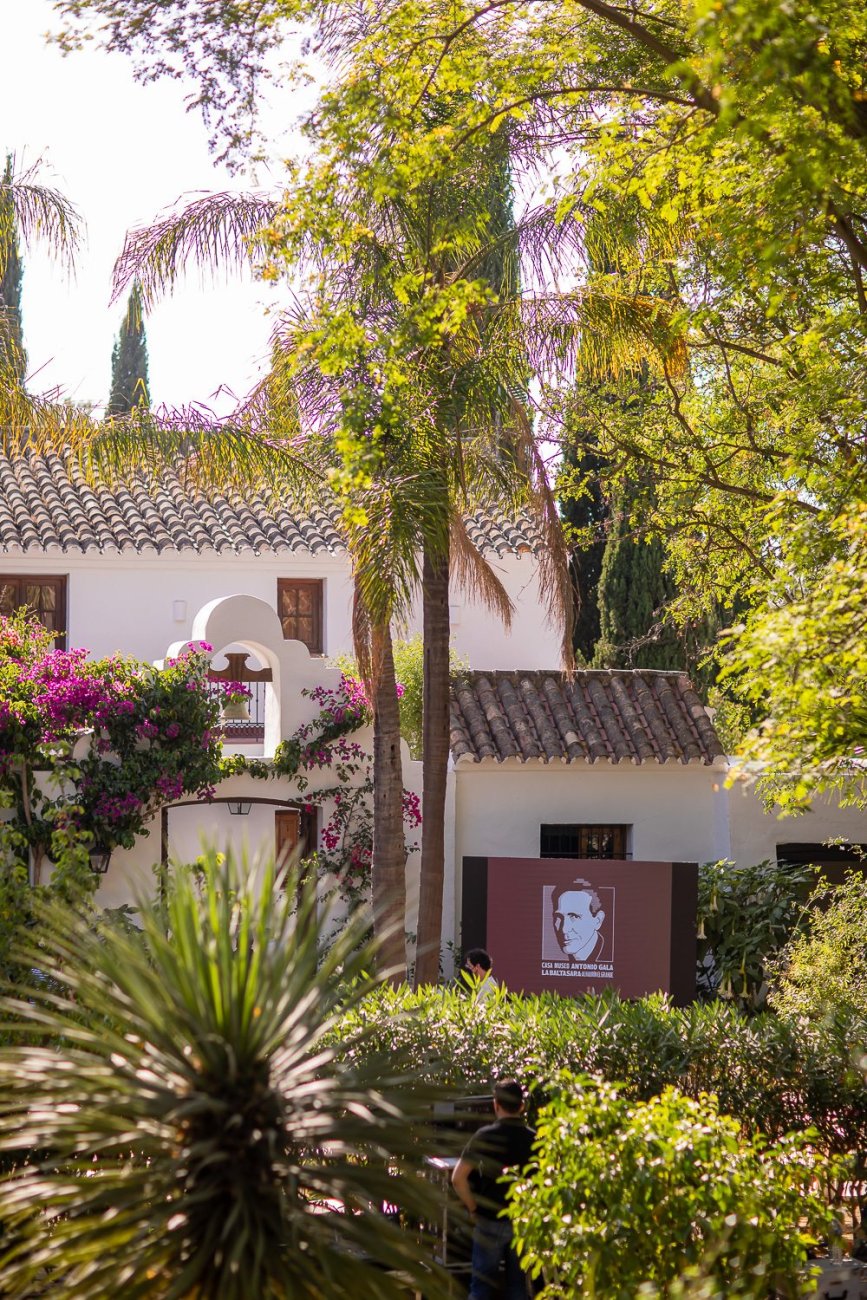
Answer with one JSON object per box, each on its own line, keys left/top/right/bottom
{"left": 449, "top": 669, "right": 724, "bottom": 766}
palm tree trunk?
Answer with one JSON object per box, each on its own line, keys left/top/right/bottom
{"left": 414, "top": 547, "right": 450, "bottom": 987}
{"left": 371, "top": 621, "right": 407, "bottom": 983}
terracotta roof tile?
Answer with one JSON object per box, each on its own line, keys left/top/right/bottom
{"left": 450, "top": 669, "right": 724, "bottom": 765}
{"left": 0, "top": 451, "right": 542, "bottom": 559}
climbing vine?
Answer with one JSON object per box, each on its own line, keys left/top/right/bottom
{"left": 220, "top": 673, "right": 421, "bottom": 911}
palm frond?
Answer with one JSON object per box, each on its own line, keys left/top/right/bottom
{"left": 521, "top": 289, "right": 688, "bottom": 381}
{"left": 508, "top": 396, "right": 576, "bottom": 670}
{"left": 112, "top": 191, "right": 279, "bottom": 307}
{"left": 0, "top": 155, "right": 82, "bottom": 277}
{"left": 74, "top": 410, "right": 317, "bottom": 503}
{"left": 0, "top": 850, "right": 453, "bottom": 1299}
{"left": 0, "top": 390, "right": 97, "bottom": 456}
{"left": 449, "top": 512, "right": 514, "bottom": 629}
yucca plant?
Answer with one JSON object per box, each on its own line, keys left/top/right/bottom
{"left": 0, "top": 850, "right": 453, "bottom": 1298}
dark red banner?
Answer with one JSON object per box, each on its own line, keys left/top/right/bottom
{"left": 463, "top": 858, "right": 697, "bottom": 1003}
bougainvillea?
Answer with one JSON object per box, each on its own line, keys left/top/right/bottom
{"left": 297, "top": 679, "right": 421, "bottom": 916}
{"left": 0, "top": 614, "right": 226, "bottom": 891}
{"left": 0, "top": 619, "right": 418, "bottom": 963}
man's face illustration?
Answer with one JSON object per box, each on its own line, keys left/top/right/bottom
{"left": 553, "top": 888, "right": 605, "bottom": 960}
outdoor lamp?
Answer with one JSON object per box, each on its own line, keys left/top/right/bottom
{"left": 88, "top": 845, "right": 112, "bottom": 876}
{"left": 227, "top": 800, "right": 253, "bottom": 816}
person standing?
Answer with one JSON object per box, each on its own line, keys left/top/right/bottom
{"left": 451, "top": 1078, "right": 535, "bottom": 1300}
{"left": 464, "top": 947, "right": 499, "bottom": 1003}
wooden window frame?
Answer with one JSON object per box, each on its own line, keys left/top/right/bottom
{"left": 277, "top": 578, "right": 324, "bottom": 654}
{"left": 0, "top": 574, "right": 68, "bottom": 648}
{"left": 540, "top": 823, "right": 630, "bottom": 860}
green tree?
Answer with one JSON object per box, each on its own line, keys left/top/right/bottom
{"left": 107, "top": 279, "right": 149, "bottom": 415}
{"left": 559, "top": 437, "right": 608, "bottom": 664}
{"left": 271, "top": 131, "right": 579, "bottom": 985}
{"left": 511, "top": 1075, "right": 838, "bottom": 1298}
{"left": 48, "top": 5, "right": 700, "bottom": 993}
{"left": 769, "top": 873, "right": 867, "bottom": 1030}
{"left": 260, "top": 0, "right": 867, "bottom": 804}
{"left": 0, "top": 155, "right": 26, "bottom": 384}
{"left": 593, "top": 482, "right": 682, "bottom": 670}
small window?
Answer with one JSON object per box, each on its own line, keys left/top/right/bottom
{"left": 0, "top": 575, "right": 67, "bottom": 648}
{"left": 277, "top": 579, "right": 323, "bottom": 653}
{"left": 540, "top": 824, "right": 629, "bottom": 860}
{"left": 776, "top": 842, "right": 866, "bottom": 887}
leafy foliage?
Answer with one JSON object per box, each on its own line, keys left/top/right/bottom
{"left": 769, "top": 873, "right": 867, "bottom": 1032}
{"left": 335, "top": 637, "right": 466, "bottom": 760}
{"left": 0, "top": 615, "right": 226, "bottom": 980}
{"left": 510, "top": 1075, "right": 838, "bottom": 1299}
{"left": 696, "top": 859, "right": 817, "bottom": 1012}
{"left": 0, "top": 615, "right": 223, "bottom": 863}
{"left": 50, "top": 0, "right": 867, "bottom": 806}
{"left": 332, "top": 981, "right": 867, "bottom": 1164}
{"left": 0, "top": 850, "right": 453, "bottom": 1299}
{"left": 724, "top": 503, "right": 867, "bottom": 809}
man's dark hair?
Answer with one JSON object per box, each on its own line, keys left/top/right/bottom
{"left": 493, "top": 1078, "right": 524, "bottom": 1114}
{"left": 552, "top": 878, "right": 603, "bottom": 916}
{"left": 465, "top": 947, "right": 492, "bottom": 971}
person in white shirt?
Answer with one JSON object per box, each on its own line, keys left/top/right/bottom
{"left": 464, "top": 948, "right": 499, "bottom": 1002}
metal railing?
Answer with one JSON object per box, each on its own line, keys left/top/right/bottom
{"left": 207, "top": 678, "right": 268, "bottom": 743}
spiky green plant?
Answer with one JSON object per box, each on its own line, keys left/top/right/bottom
{"left": 0, "top": 851, "right": 452, "bottom": 1299}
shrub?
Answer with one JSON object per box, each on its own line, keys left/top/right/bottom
{"left": 332, "top": 984, "right": 867, "bottom": 1161}
{"left": 696, "top": 859, "right": 816, "bottom": 1012}
{"left": 510, "top": 1074, "right": 839, "bottom": 1299}
{"left": 0, "top": 851, "right": 452, "bottom": 1299}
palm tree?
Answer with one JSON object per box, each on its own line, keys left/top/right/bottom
{"left": 0, "top": 155, "right": 86, "bottom": 447}
{"left": 69, "top": 130, "right": 682, "bottom": 986}
{"left": 276, "top": 135, "right": 578, "bottom": 986}
{"left": 0, "top": 850, "right": 453, "bottom": 1298}
{"left": 98, "top": 155, "right": 676, "bottom": 985}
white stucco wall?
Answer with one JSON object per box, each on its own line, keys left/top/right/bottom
{"left": 447, "top": 759, "right": 867, "bottom": 950}
{"left": 0, "top": 548, "right": 563, "bottom": 672}
{"left": 91, "top": 595, "right": 424, "bottom": 933}
{"left": 449, "top": 758, "right": 728, "bottom": 946}
{"left": 726, "top": 780, "right": 867, "bottom": 866}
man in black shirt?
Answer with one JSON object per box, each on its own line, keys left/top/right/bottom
{"left": 451, "top": 1078, "right": 536, "bottom": 1300}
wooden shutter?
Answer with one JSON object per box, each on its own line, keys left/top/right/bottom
{"left": 277, "top": 579, "right": 323, "bottom": 653}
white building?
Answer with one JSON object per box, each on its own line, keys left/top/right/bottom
{"left": 2, "top": 449, "right": 866, "bottom": 952}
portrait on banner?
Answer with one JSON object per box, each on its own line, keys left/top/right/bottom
{"left": 540, "top": 877, "right": 615, "bottom": 980}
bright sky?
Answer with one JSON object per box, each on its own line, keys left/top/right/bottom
{"left": 2, "top": 1, "right": 304, "bottom": 417}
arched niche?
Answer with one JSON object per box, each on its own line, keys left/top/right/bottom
{"left": 160, "top": 594, "right": 355, "bottom": 755}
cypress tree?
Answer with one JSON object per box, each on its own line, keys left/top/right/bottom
{"left": 560, "top": 435, "right": 609, "bottom": 663}
{"left": 107, "top": 281, "right": 150, "bottom": 415}
{"left": 593, "top": 483, "right": 683, "bottom": 670}
{"left": 0, "top": 155, "right": 26, "bottom": 385}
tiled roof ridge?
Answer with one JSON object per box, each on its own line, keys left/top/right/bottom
{"left": 0, "top": 448, "right": 543, "bottom": 559}
{"left": 449, "top": 667, "right": 724, "bottom": 766}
